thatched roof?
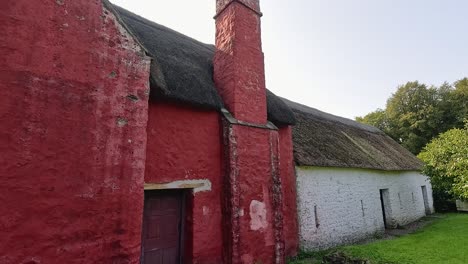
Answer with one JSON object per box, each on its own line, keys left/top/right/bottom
{"left": 109, "top": 5, "right": 420, "bottom": 171}
{"left": 283, "top": 99, "right": 423, "bottom": 171}
{"left": 112, "top": 5, "right": 296, "bottom": 126}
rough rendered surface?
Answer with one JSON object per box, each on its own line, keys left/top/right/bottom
{"left": 214, "top": 2, "right": 267, "bottom": 124}
{"left": 296, "top": 167, "right": 434, "bottom": 250}
{"left": 145, "top": 102, "right": 224, "bottom": 263}
{"left": 0, "top": 1, "right": 150, "bottom": 263}
{"left": 226, "top": 126, "right": 278, "bottom": 263}
{"left": 279, "top": 127, "right": 299, "bottom": 257}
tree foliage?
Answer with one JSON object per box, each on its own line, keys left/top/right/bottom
{"left": 355, "top": 109, "right": 389, "bottom": 132}
{"left": 356, "top": 78, "right": 468, "bottom": 154}
{"left": 451, "top": 78, "right": 468, "bottom": 127}
{"left": 418, "top": 124, "right": 468, "bottom": 200}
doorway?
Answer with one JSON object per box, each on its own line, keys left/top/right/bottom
{"left": 421, "top": 186, "right": 431, "bottom": 215}
{"left": 379, "top": 189, "right": 392, "bottom": 229}
{"left": 141, "top": 190, "right": 185, "bottom": 264}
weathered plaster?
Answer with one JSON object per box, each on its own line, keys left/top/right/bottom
{"left": 144, "top": 179, "right": 212, "bottom": 193}
{"left": 221, "top": 122, "right": 284, "bottom": 264}
{"left": 250, "top": 200, "right": 268, "bottom": 231}
{"left": 278, "top": 127, "right": 299, "bottom": 257}
{"left": 0, "top": 0, "right": 151, "bottom": 262}
{"left": 296, "top": 167, "right": 434, "bottom": 250}
{"left": 214, "top": 0, "right": 267, "bottom": 124}
{"left": 214, "top": 0, "right": 288, "bottom": 262}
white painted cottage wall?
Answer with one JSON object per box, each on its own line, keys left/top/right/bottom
{"left": 296, "top": 167, "right": 434, "bottom": 250}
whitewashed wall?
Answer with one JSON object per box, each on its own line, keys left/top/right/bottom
{"left": 296, "top": 167, "right": 434, "bottom": 250}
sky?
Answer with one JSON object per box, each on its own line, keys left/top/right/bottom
{"left": 110, "top": 0, "right": 468, "bottom": 119}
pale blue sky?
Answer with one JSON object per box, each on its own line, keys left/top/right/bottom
{"left": 111, "top": 0, "right": 468, "bottom": 119}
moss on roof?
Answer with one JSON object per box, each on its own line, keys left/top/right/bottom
{"left": 283, "top": 98, "right": 423, "bottom": 171}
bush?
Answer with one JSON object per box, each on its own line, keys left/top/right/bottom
{"left": 418, "top": 123, "right": 468, "bottom": 203}
{"left": 431, "top": 188, "right": 457, "bottom": 212}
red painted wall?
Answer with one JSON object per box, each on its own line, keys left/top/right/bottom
{"left": 221, "top": 123, "right": 287, "bottom": 264}
{"left": 233, "top": 127, "right": 277, "bottom": 263}
{"left": 279, "top": 127, "right": 299, "bottom": 257}
{"left": 0, "top": 1, "right": 150, "bottom": 263}
{"left": 145, "top": 102, "right": 223, "bottom": 264}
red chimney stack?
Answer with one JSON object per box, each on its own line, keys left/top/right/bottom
{"left": 214, "top": 0, "right": 267, "bottom": 124}
{"left": 214, "top": 1, "right": 286, "bottom": 263}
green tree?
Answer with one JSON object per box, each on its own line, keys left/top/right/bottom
{"left": 357, "top": 79, "right": 467, "bottom": 154}
{"left": 418, "top": 123, "right": 468, "bottom": 201}
{"left": 451, "top": 78, "right": 468, "bottom": 127}
{"left": 355, "top": 109, "right": 390, "bottom": 133}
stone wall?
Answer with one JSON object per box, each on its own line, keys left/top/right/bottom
{"left": 296, "top": 167, "right": 434, "bottom": 250}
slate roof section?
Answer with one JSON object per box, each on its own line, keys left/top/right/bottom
{"left": 113, "top": 5, "right": 296, "bottom": 125}
{"left": 283, "top": 98, "right": 423, "bottom": 171}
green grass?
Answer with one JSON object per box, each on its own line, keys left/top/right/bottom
{"left": 289, "top": 214, "right": 468, "bottom": 264}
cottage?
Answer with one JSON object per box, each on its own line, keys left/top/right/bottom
{"left": 285, "top": 99, "right": 434, "bottom": 250}
{"left": 113, "top": 3, "right": 299, "bottom": 263}
{"left": 0, "top": 0, "right": 433, "bottom": 263}
{"left": 1, "top": 1, "right": 297, "bottom": 263}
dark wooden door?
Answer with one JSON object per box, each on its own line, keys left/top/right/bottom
{"left": 141, "top": 190, "right": 184, "bottom": 264}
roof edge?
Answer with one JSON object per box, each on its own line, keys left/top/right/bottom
{"left": 102, "top": 0, "right": 152, "bottom": 57}
{"left": 296, "top": 165, "right": 423, "bottom": 173}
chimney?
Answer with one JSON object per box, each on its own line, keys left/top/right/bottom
{"left": 214, "top": 0, "right": 267, "bottom": 124}
{"left": 214, "top": 1, "right": 286, "bottom": 263}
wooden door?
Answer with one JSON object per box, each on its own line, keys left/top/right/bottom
{"left": 141, "top": 190, "right": 184, "bottom": 264}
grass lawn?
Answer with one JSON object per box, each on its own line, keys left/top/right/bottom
{"left": 289, "top": 213, "right": 468, "bottom": 264}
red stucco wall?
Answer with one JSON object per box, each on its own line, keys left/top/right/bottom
{"left": 0, "top": 1, "right": 151, "bottom": 263}
{"left": 234, "top": 126, "right": 276, "bottom": 263}
{"left": 221, "top": 123, "right": 286, "bottom": 264}
{"left": 145, "top": 102, "right": 223, "bottom": 264}
{"left": 279, "top": 127, "right": 299, "bottom": 257}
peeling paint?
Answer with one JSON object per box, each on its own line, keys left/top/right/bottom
{"left": 249, "top": 200, "right": 268, "bottom": 231}
{"left": 116, "top": 117, "right": 128, "bottom": 127}
{"left": 203, "top": 206, "right": 210, "bottom": 216}
{"left": 238, "top": 208, "right": 244, "bottom": 217}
